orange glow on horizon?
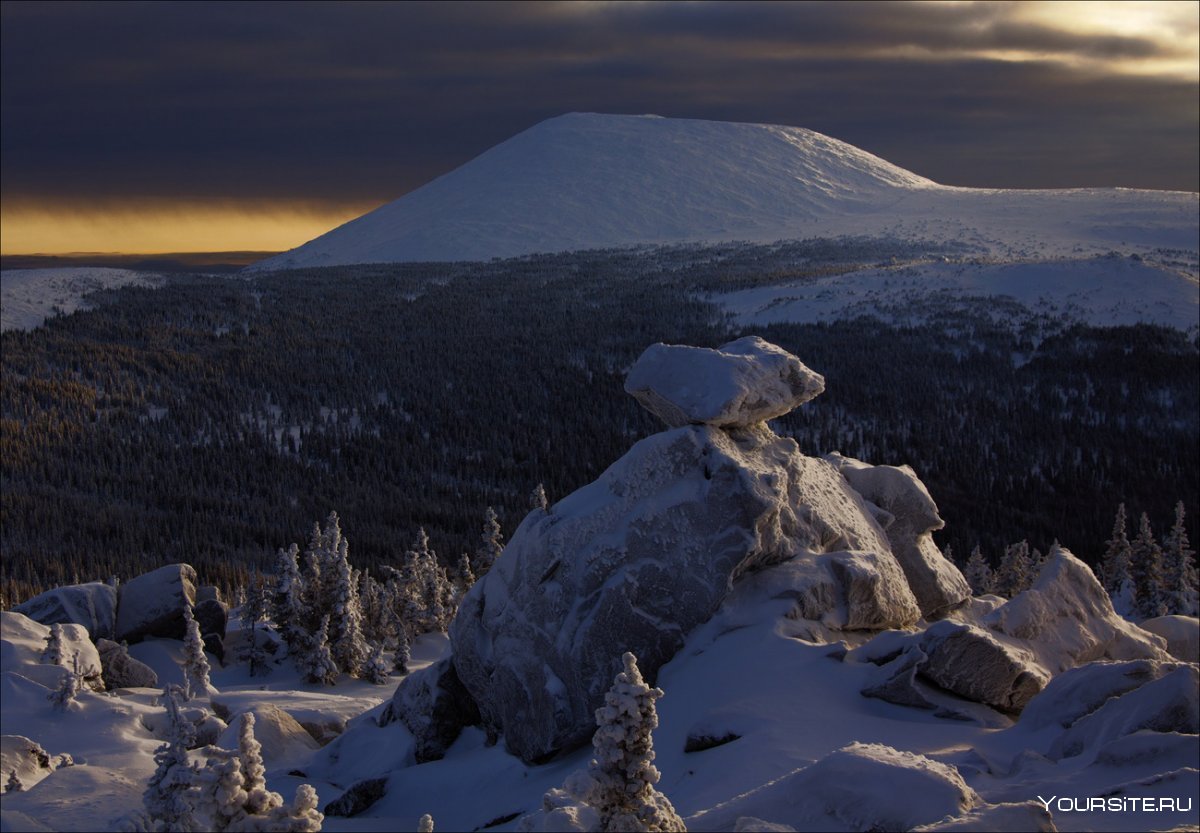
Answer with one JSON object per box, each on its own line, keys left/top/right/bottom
{"left": 0, "top": 199, "right": 380, "bottom": 256}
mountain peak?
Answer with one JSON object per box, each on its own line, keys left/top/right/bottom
{"left": 249, "top": 113, "right": 938, "bottom": 270}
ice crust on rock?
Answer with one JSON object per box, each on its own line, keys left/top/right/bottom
{"left": 827, "top": 454, "right": 971, "bottom": 619}
{"left": 985, "top": 548, "right": 1169, "bottom": 673}
{"left": 114, "top": 563, "right": 198, "bottom": 644}
{"left": 624, "top": 336, "right": 825, "bottom": 428}
{"left": 13, "top": 582, "right": 117, "bottom": 641}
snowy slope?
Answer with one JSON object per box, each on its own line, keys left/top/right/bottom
{"left": 249, "top": 113, "right": 1198, "bottom": 270}
{"left": 0, "top": 268, "right": 161, "bottom": 332}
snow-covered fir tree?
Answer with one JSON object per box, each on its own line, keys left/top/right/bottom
{"left": 191, "top": 712, "right": 324, "bottom": 832}
{"left": 270, "top": 544, "right": 305, "bottom": 652}
{"left": 301, "top": 616, "right": 338, "bottom": 686}
{"left": 398, "top": 528, "right": 456, "bottom": 635}
{"left": 1162, "top": 501, "right": 1198, "bottom": 616}
{"left": 363, "top": 643, "right": 390, "bottom": 685}
{"left": 521, "top": 652, "right": 684, "bottom": 832}
{"left": 6, "top": 769, "right": 22, "bottom": 794}
{"left": 240, "top": 574, "right": 272, "bottom": 678}
{"left": 143, "top": 685, "right": 199, "bottom": 833}
{"left": 993, "top": 540, "right": 1032, "bottom": 598}
{"left": 182, "top": 605, "right": 213, "bottom": 700}
{"left": 418, "top": 814, "right": 434, "bottom": 833}
{"left": 1100, "top": 503, "right": 1133, "bottom": 595}
{"left": 475, "top": 506, "right": 505, "bottom": 578}
{"left": 961, "top": 545, "right": 994, "bottom": 595}
{"left": 47, "top": 655, "right": 81, "bottom": 711}
{"left": 530, "top": 483, "right": 549, "bottom": 512}
{"left": 1130, "top": 512, "right": 1168, "bottom": 619}
{"left": 392, "top": 627, "right": 411, "bottom": 675}
{"left": 327, "top": 537, "right": 369, "bottom": 678}
{"left": 41, "top": 623, "right": 65, "bottom": 665}
{"left": 453, "top": 552, "right": 475, "bottom": 596}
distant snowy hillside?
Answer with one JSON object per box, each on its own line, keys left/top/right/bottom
{"left": 249, "top": 113, "right": 1198, "bottom": 270}
{"left": 1, "top": 268, "right": 161, "bottom": 332}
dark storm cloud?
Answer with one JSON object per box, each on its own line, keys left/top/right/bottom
{"left": 2, "top": 0, "right": 1197, "bottom": 208}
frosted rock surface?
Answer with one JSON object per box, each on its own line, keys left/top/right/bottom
{"left": 985, "top": 549, "right": 1169, "bottom": 673}
{"left": 919, "top": 621, "right": 1047, "bottom": 712}
{"left": 115, "top": 563, "right": 198, "bottom": 644}
{"left": 828, "top": 454, "right": 970, "bottom": 618}
{"left": 13, "top": 582, "right": 117, "bottom": 641}
{"left": 96, "top": 638, "right": 158, "bottom": 690}
{"left": 1139, "top": 615, "right": 1199, "bottom": 663}
{"left": 624, "top": 337, "right": 825, "bottom": 428}
{"left": 451, "top": 422, "right": 912, "bottom": 763}
{"left": 380, "top": 656, "right": 480, "bottom": 763}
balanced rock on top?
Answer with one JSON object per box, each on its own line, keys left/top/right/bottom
{"left": 624, "top": 335, "right": 825, "bottom": 428}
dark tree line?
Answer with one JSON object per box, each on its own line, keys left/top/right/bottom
{"left": 2, "top": 239, "right": 1195, "bottom": 603}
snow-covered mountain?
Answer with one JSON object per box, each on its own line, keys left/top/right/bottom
{"left": 249, "top": 113, "right": 1198, "bottom": 270}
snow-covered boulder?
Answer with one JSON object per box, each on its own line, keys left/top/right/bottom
{"left": 451, "top": 418, "right": 918, "bottom": 763}
{"left": 827, "top": 454, "right": 970, "bottom": 619}
{"left": 1139, "top": 615, "right": 1199, "bottom": 663}
{"left": 623, "top": 336, "right": 825, "bottom": 428}
{"left": 380, "top": 656, "right": 481, "bottom": 763}
{"left": 0, "top": 612, "right": 104, "bottom": 692}
{"left": 96, "top": 638, "right": 159, "bottom": 690}
{"left": 985, "top": 548, "right": 1169, "bottom": 673}
{"left": 193, "top": 598, "right": 228, "bottom": 643}
{"left": 918, "top": 622, "right": 1047, "bottom": 713}
{"left": 688, "top": 742, "right": 980, "bottom": 832}
{"left": 1017, "top": 659, "right": 1172, "bottom": 731}
{"left": 114, "top": 563, "right": 198, "bottom": 644}
{"left": 12, "top": 582, "right": 117, "bottom": 640}
{"left": 0, "top": 735, "right": 61, "bottom": 793}
{"left": 217, "top": 704, "right": 321, "bottom": 772}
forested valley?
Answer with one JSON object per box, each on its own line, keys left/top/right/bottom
{"left": 2, "top": 239, "right": 1196, "bottom": 603}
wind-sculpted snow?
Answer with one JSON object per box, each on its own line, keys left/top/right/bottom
{"left": 1138, "top": 615, "right": 1199, "bottom": 663}
{"left": 444, "top": 338, "right": 941, "bottom": 763}
{"left": 624, "top": 336, "right": 825, "bottom": 428}
{"left": 0, "top": 612, "right": 104, "bottom": 694}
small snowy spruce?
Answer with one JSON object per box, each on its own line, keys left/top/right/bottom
{"left": 1130, "top": 512, "right": 1167, "bottom": 619}
{"left": 475, "top": 506, "right": 505, "bottom": 577}
{"left": 328, "top": 537, "right": 370, "bottom": 678}
{"left": 392, "top": 627, "right": 411, "bottom": 675}
{"left": 6, "top": 768, "right": 22, "bottom": 794}
{"left": 520, "top": 652, "right": 685, "bottom": 832}
{"left": 961, "top": 545, "right": 994, "bottom": 595}
{"left": 182, "top": 605, "right": 213, "bottom": 700}
{"left": 417, "top": 814, "right": 435, "bottom": 833}
{"left": 143, "top": 685, "right": 200, "bottom": 833}
{"left": 993, "top": 540, "right": 1032, "bottom": 598}
{"left": 1101, "top": 503, "right": 1134, "bottom": 598}
{"left": 270, "top": 544, "right": 305, "bottom": 652}
{"left": 363, "top": 643, "right": 390, "bottom": 685}
{"left": 302, "top": 615, "right": 338, "bottom": 686}
{"left": 41, "top": 622, "right": 65, "bottom": 665}
{"left": 241, "top": 574, "right": 272, "bottom": 678}
{"left": 48, "top": 655, "right": 82, "bottom": 711}
{"left": 530, "top": 483, "right": 549, "bottom": 512}
{"left": 1163, "top": 501, "right": 1198, "bottom": 616}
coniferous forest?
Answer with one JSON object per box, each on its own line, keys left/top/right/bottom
{"left": 2, "top": 240, "right": 1196, "bottom": 602}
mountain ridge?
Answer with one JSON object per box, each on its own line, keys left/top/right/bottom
{"left": 249, "top": 112, "right": 1197, "bottom": 271}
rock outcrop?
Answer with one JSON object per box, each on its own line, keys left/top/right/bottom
{"left": 985, "top": 548, "right": 1169, "bottom": 673}
{"left": 446, "top": 337, "right": 949, "bottom": 763}
{"left": 827, "top": 455, "right": 971, "bottom": 619}
{"left": 114, "top": 563, "right": 198, "bottom": 644}
{"left": 96, "top": 638, "right": 159, "bottom": 690}
{"left": 381, "top": 657, "right": 481, "bottom": 763}
{"left": 13, "top": 582, "right": 117, "bottom": 641}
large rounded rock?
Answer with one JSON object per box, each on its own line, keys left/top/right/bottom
{"left": 624, "top": 336, "right": 825, "bottom": 428}
{"left": 13, "top": 582, "right": 117, "bottom": 641}
{"left": 451, "top": 422, "right": 917, "bottom": 763}
{"left": 115, "top": 564, "right": 198, "bottom": 644}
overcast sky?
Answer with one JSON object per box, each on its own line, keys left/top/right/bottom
{"left": 2, "top": 1, "right": 1197, "bottom": 253}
